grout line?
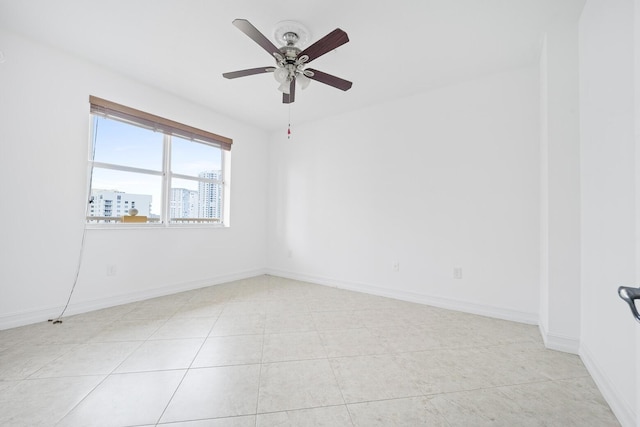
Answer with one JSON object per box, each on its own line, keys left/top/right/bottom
{"left": 325, "top": 350, "right": 352, "bottom": 425}
{"left": 154, "top": 305, "right": 223, "bottom": 425}
{"left": 254, "top": 402, "right": 353, "bottom": 417}
{"left": 52, "top": 337, "right": 148, "bottom": 422}
{"left": 50, "top": 373, "right": 112, "bottom": 426}
{"left": 254, "top": 316, "right": 266, "bottom": 427}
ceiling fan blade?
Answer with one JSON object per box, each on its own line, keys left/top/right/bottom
{"left": 283, "top": 79, "right": 296, "bottom": 104}
{"left": 233, "top": 19, "right": 280, "bottom": 58}
{"left": 223, "top": 67, "right": 275, "bottom": 79}
{"left": 299, "top": 29, "right": 349, "bottom": 63}
{"left": 306, "top": 69, "right": 353, "bottom": 91}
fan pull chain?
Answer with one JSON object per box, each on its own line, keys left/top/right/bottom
{"left": 287, "top": 104, "right": 292, "bottom": 140}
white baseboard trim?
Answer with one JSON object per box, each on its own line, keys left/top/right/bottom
{"left": 538, "top": 322, "right": 580, "bottom": 354}
{"left": 0, "top": 306, "right": 65, "bottom": 332}
{"left": 266, "top": 268, "right": 538, "bottom": 325}
{"left": 580, "top": 343, "right": 636, "bottom": 427}
{"left": 0, "top": 268, "right": 267, "bottom": 330}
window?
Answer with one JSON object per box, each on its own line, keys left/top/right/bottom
{"left": 87, "top": 96, "right": 232, "bottom": 226}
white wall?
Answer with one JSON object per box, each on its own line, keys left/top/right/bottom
{"left": 579, "top": 0, "right": 637, "bottom": 425}
{"left": 267, "top": 66, "right": 540, "bottom": 323}
{"left": 538, "top": 33, "right": 552, "bottom": 345}
{"left": 0, "top": 29, "right": 269, "bottom": 328}
{"left": 539, "top": 21, "right": 582, "bottom": 353}
{"left": 636, "top": 2, "right": 640, "bottom": 423}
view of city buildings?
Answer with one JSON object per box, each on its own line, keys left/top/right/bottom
{"left": 169, "top": 188, "right": 198, "bottom": 218}
{"left": 89, "top": 189, "right": 152, "bottom": 218}
{"left": 89, "top": 170, "right": 222, "bottom": 221}
{"left": 197, "top": 170, "right": 223, "bottom": 220}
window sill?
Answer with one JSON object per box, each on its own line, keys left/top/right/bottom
{"left": 85, "top": 223, "right": 229, "bottom": 230}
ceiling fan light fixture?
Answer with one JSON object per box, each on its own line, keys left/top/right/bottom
{"left": 278, "top": 81, "right": 291, "bottom": 94}
{"left": 297, "top": 73, "right": 311, "bottom": 90}
{"left": 273, "top": 67, "right": 289, "bottom": 83}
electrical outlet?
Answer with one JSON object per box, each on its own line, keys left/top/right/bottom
{"left": 392, "top": 261, "right": 400, "bottom": 272}
{"left": 106, "top": 264, "right": 117, "bottom": 276}
{"left": 454, "top": 267, "right": 463, "bottom": 279}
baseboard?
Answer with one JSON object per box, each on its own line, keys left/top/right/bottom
{"left": 0, "top": 268, "right": 267, "bottom": 330}
{"left": 0, "top": 305, "right": 66, "bottom": 332}
{"left": 538, "top": 322, "right": 580, "bottom": 354}
{"left": 580, "top": 343, "right": 636, "bottom": 427}
{"left": 266, "top": 268, "right": 538, "bottom": 325}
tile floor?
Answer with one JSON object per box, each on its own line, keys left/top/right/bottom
{"left": 0, "top": 275, "right": 620, "bottom": 426}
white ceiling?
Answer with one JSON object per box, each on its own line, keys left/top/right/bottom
{"left": 0, "top": 0, "right": 585, "bottom": 131}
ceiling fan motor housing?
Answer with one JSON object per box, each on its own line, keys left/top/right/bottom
{"left": 275, "top": 36, "right": 306, "bottom": 83}
{"left": 279, "top": 45, "right": 301, "bottom": 62}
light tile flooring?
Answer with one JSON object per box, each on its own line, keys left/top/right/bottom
{"left": 0, "top": 275, "right": 619, "bottom": 426}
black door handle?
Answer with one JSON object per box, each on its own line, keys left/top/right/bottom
{"left": 618, "top": 286, "right": 640, "bottom": 323}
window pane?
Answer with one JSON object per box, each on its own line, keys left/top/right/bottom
{"left": 169, "top": 177, "right": 222, "bottom": 224}
{"left": 93, "top": 116, "right": 163, "bottom": 171}
{"left": 88, "top": 168, "right": 162, "bottom": 223}
{"left": 171, "top": 136, "right": 222, "bottom": 177}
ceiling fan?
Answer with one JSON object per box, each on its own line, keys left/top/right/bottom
{"left": 222, "top": 19, "right": 353, "bottom": 104}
